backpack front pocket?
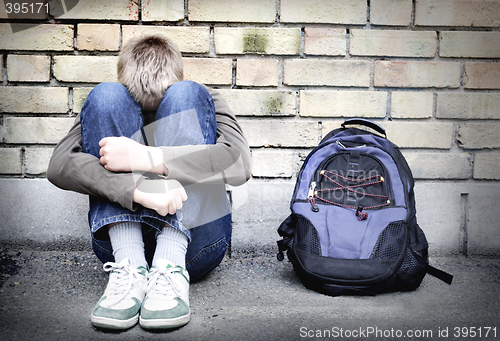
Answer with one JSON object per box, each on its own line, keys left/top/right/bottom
{"left": 311, "top": 151, "right": 393, "bottom": 217}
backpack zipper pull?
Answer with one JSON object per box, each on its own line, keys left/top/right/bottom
{"left": 309, "top": 196, "right": 319, "bottom": 212}
{"left": 356, "top": 205, "right": 368, "bottom": 220}
{"left": 308, "top": 181, "right": 316, "bottom": 197}
{"left": 308, "top": 182, "right": 319, "bottom": 212}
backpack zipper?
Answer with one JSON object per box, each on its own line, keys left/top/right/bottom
{"left": 308, "top": 181, "right": 319, "bottom": 212}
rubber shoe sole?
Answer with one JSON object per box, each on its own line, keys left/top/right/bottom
{"left": 91, "top": 313, "right": 139, "bottom": 330}
{"left": 139, "top": 312, "right": 190, "bottom": 330}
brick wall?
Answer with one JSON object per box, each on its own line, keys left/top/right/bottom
{"left": 1, "top": 0, "right": 499, "bottom": 255}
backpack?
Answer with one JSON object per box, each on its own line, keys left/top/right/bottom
{"left": 277, "top": 119, "right": 452, "bottom": 296}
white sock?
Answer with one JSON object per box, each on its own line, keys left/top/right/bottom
{"left": 108, "top": 221, "right": 148, "bottom": 269}
{"left": 153, "top": 225, "right": 188, "bottom": 269}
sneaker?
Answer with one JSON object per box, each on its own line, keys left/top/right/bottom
{"left": 90, "top": 258, "right": 148, "bottom": 330}
{"left": 139, "top": 259, "right": 190, "bottom": 329}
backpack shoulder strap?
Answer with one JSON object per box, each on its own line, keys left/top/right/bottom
{"left": 277, "top": 214, "right": 296, "bottom": 261}
{"left": 427, "top": 265, "right": 454, "bottom": 285}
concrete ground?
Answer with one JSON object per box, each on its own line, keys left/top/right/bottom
{"left": 1, "top": 246, "right": 499, "bottom": 341}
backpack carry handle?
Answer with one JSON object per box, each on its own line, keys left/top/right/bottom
{"left": 341, "top": 118, "right": 386, "bottom": 138}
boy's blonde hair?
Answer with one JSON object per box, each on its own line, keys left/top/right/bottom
{"left": 117, "top": 35, "right": 183, "bottom": 109}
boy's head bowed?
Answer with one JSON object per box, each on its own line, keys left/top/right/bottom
{"left": 118, "top": 35, "right": 183, "bottom": 110}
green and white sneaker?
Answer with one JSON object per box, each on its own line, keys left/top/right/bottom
{"left": 140, "top": 259, "right": 190, "bottom": 330}
{"left": 91, "top": 258, "right": 147, "bottom": 330}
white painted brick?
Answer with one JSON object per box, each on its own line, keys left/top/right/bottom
{"left": 122, "top": 26, "right": 210, "bottom": 54}
{"left": 457, "top": 123, "right": 500, "bottom": 149}
{"left": 251, "top": 149, "right": 295, "bottom": 178}
{"left": 381, "top": 121, "right": 454, "bottom": 149}
{"left": 474, "top": 153, "right": 500, "bottom": 180}
{"left": 370, "top": 0, "right": 412, "bottom": 26}
{"left": 183, "top": 58, "right": 232, "bottom": 85}
{"left": 284, "top": 59, "right": 371, "bottom": 87}
{"left": 350, "top": 30, "right": 437, "bottom": 57}
{"left": 440, "top": 31, "right": 500, "bottom": 58}
{"left": 415, "top": 0, "right": 500, "bottom": 27}
{"left": 215, "top": 27, "right": 301, "bottom": 55}
{"left": 374, "top": 61, "right": 461, "bottom": 88}
{"left": 299, "top": 90, "right": 387, "bottom": 118}
{"left": 0, "top": 24, "right": 73, "bottom": 51}
{"left": 391, "top": 92, "right": 433, "bottom": 119}
{"left": 53, "top": 56, "right": 118, "bottom": 83}
{"left": 464, "top": 63, "right": 500, "bottom": 89}
{"left": 77, "top": 24, "right": 120, "bottom": 51}
{"left": 216, "top": 89, "right": 296, "bottom": 117}
{"left": 25, "top": 148, "right": 54, "bottom": 175}
{"left": 3, "top": 117, "right": 74, "bottom": 144}
{"left": 240, "top": 120, "right": 318, "bottom": 147}
{"left": 73, "top": 87, "right": 93, "bottom": 114}
{"left": 281, "top": 0, "right": 366, "bottom": 24}
{"left": 0, "top": 87, "right": 68, "bottom": 114}
{"left": 50, "top": 0, "right": 139, "bottom": 20}
{"left": 189, "top": 0, "right": 275, "bottom": 23}
{"left": 7, "top": 54, "right": 50, "bottom": 82}
{"left": 304, "top": 28, "right": 346, "bottom": 56}
{"left": 324, "top": 121, "right": 454, "bottom": 149}
{"left": 321, "top": 120, "right": 352, "bottom": 138}
{"left": 236, "top": 59, "right": 279, "bottom": 87}
{"left": 0, "top": 148, "right": 22, "bottom": 174}
{"left": 437, "top": 93, "right": 500, "bottom": 120}
{"left": 142, "top": 0, "right": 184, "bottom": 22}
{"left": 402, "top": 151, "right": 472, "bottom": 179}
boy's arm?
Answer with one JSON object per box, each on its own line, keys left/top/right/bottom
{"left": 47, "top": 115, "right": 139, "bottom": 211}
{"left": 160, "top": 87, "right": 252, "bottom": 186}
{"left": 47, "top": 86, "right": 251, "bottom": 210}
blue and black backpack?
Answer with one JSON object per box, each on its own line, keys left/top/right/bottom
{"left": 277, "top": 119, "right": 452, "bottom": 296}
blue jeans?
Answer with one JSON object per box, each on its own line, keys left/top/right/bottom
{"left": 80, "top": 81, "right": 232, "bottom": 281}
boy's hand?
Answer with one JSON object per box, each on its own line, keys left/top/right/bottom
{"left": 99, "top": 136, "right": 164, "bottom": 173}
{"left": 133, "top": 179, "right": 187, "bottom": 216}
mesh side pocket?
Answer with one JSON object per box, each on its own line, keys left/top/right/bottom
{"left": 398, "top": 247, "right": 428, "bottom": 277}
{"left": 395, "top": 245, "right": 429, "bottom": 291}
{"left": 294, "top": 215, "right": 321, "bottom": 256}
{"left": 369, "top": 220, "right": 406, "bottom": 259}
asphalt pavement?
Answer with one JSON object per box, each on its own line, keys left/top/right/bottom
{"left": 0, "top": 246, "right": 499, "bottom": 341}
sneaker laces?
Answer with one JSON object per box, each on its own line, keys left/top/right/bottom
{"left": 145, "top": 266, "right": 182, "bottom": 299}
{"left": 103, "top": 261, "right": 144, "bottom": 308}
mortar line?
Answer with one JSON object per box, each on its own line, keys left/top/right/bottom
{"left": 460, "top": 193, "right": 469, "bottom": 257}
{"left": 345, "top": 28, "right": 350, "bottom": 60}
{"left": 366, "top": 0, "right": 370, "bottom": 28}
{"left": 209, "top": 26, "right": 216, "bottom": 57}
{"left": 300, "top": 26, "right": 305, "bottom": 58}
{"left": 73, "top": 22, "right": 78, "bottom": 51}
{"left": 231, "top": 59, "right": 237, "bottom": 89}
{"left": 68, "top": 87, "right": 74, "bottom": 117}
{"left": 386, "top": 89, "right": 391, "bottom": 120}
{"left": 2, "top": 54, "right": 7, "bottom": 85}
{"left": 138, "top": 0, "right": 142, "bottom": 22}
{"left": 20, "top": 146, "right": 26, "bottom": 179}
{"left": 275, "top": 0, "right": 280, "bottom": 26}
{"left": 410, "top": 0, "right": 416, "bottom": 29}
